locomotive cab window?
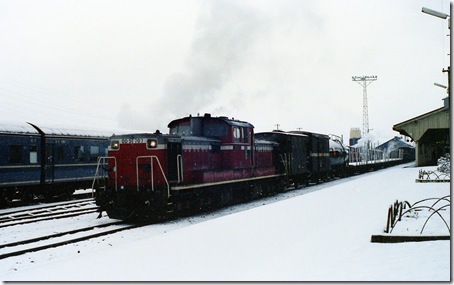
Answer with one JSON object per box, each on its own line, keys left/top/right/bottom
{"left": 233, "top": 127, "right": 241, "bottom": 142}
{"left": 170, "top": 123, "right": 191, "bottom": 136}
{"left": 204, "top": 123, "right": 228, "bottom": 138}
{"left": 243, "top": 128, "right": 249, "bottom": 143}
{"left": 233, "top": 127, "right": 249, "bottom": 143}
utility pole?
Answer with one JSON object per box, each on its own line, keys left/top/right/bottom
{"left": 352, "top": 75, "right": 377, "bottom": 138}
{"left": 422, "top": 7, "right": 450, "bottom": 106}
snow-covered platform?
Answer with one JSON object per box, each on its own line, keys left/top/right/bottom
{"left": 1, "top": 163, "right": 450, "bottom": 281}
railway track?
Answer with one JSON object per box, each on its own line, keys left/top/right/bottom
{"left": 1, "top": 189, "right": 95, "bottom": 209}
{"left": 0, "top": 162, "right": 410, "bottom": 262}
{"left": 0, "top": 221, "right": 142, "bottom": 260}
{"left": 0, "top": 198, "right": 99, "bottom": 228}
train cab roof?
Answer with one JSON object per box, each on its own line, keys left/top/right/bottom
{"left": 168, "top": 113, "right": 254, "bottom": 138}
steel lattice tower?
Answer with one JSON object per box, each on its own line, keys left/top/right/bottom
{"left": 352, "top": 75, "right": 377, "bottom": 138}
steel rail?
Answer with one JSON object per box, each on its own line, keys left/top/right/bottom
{"left": 0, "top": 223, "right": 143, "bottom": 260}
{"left": 0, "top": 221, "right": 123, "bottom": 250}
{"left": 0, "top": 198, "right": 94, "bottom": 217}
{"left": 0, "top": 208, "right": 99, "bottom": 229}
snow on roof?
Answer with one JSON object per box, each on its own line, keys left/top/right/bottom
{"left": 0, "top": 121, "right": 39, "bottom": 135}
{"left": 0, "top": 122, "right": 116, "bottom": 138}
{"left": 38, "top": 126, "right": 114, "bottom": 138}
{"left": 377, "top": 136, "right": 415, "bottom": 150}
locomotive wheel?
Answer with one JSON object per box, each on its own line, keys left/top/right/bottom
{"left": 250, "top": 185, "right": 263, "bottom": 200}
{"left": 0, "top": 192, "right": 12, "bottom": 207}
{"left": 217, "top": 189, "right": 233, "bottom": 207}
{"left": 175, "top": 198, "right": 192, "bottom": 215}
{"left": 21, "top": 191, "right": 34, "bottom": 203}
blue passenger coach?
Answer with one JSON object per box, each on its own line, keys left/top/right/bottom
{"left": 0, "top": 122, "right": 110, "bottom": 205}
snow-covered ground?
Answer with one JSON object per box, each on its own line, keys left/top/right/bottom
{"left": 0, "top": 163, "right": 450, "bottom": 281}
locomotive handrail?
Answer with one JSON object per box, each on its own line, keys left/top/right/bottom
{"left": 177, "top": 154, "right": 183, "bottom": 183}
{"left": 92, "top": 156, "right": 117, "bottom": 196}
{"left": 136, "top": 156, "right": 170, "bottom": 197}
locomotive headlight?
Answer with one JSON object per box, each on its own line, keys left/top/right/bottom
{"left": 147, "top": 139, "right": 158, "bottom": 149}
{"left": 111, "top": 140, "right": 120, "bottom": 150}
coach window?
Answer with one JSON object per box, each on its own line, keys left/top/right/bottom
{"left": 30, "top": 145, "right": 38, "bottom": 164}
{"left": 90, "top": 146, "right": 99, "bottom": 162}
{"left": 9, "top": 145, "right": 22, "bottom": 164}
{"left": 57, "top": 146, "right": 64, "bottom": 161}
{"left": 74, "top": 146, "right": 85, "bottom": 162}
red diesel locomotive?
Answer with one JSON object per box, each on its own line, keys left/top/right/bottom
{"left": 94, "top": 113, "right": 285, "bottom": 221}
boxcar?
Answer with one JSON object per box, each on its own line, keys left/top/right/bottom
{"left": 255, "top": 131, "right": 310, "bottom": 187}
{"left": 290, "top": 130, "right": 330, "bottom": 182}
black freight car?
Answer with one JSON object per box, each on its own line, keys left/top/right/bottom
{"left": 290, "top": 131, "right": 330, "bottom": 182}
{"left": 255, "top": 131, "right": 309, "bottom": 187}
{"left": 256, "top": 130, "right": 330, "bottom": 185}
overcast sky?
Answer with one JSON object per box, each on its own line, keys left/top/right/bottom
{"left": 0, "top": 0, "right": 450, "bottom": 144}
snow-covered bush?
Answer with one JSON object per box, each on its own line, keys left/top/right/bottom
{"left": 437, "top": 153, "right": 450, "bottom": 174}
